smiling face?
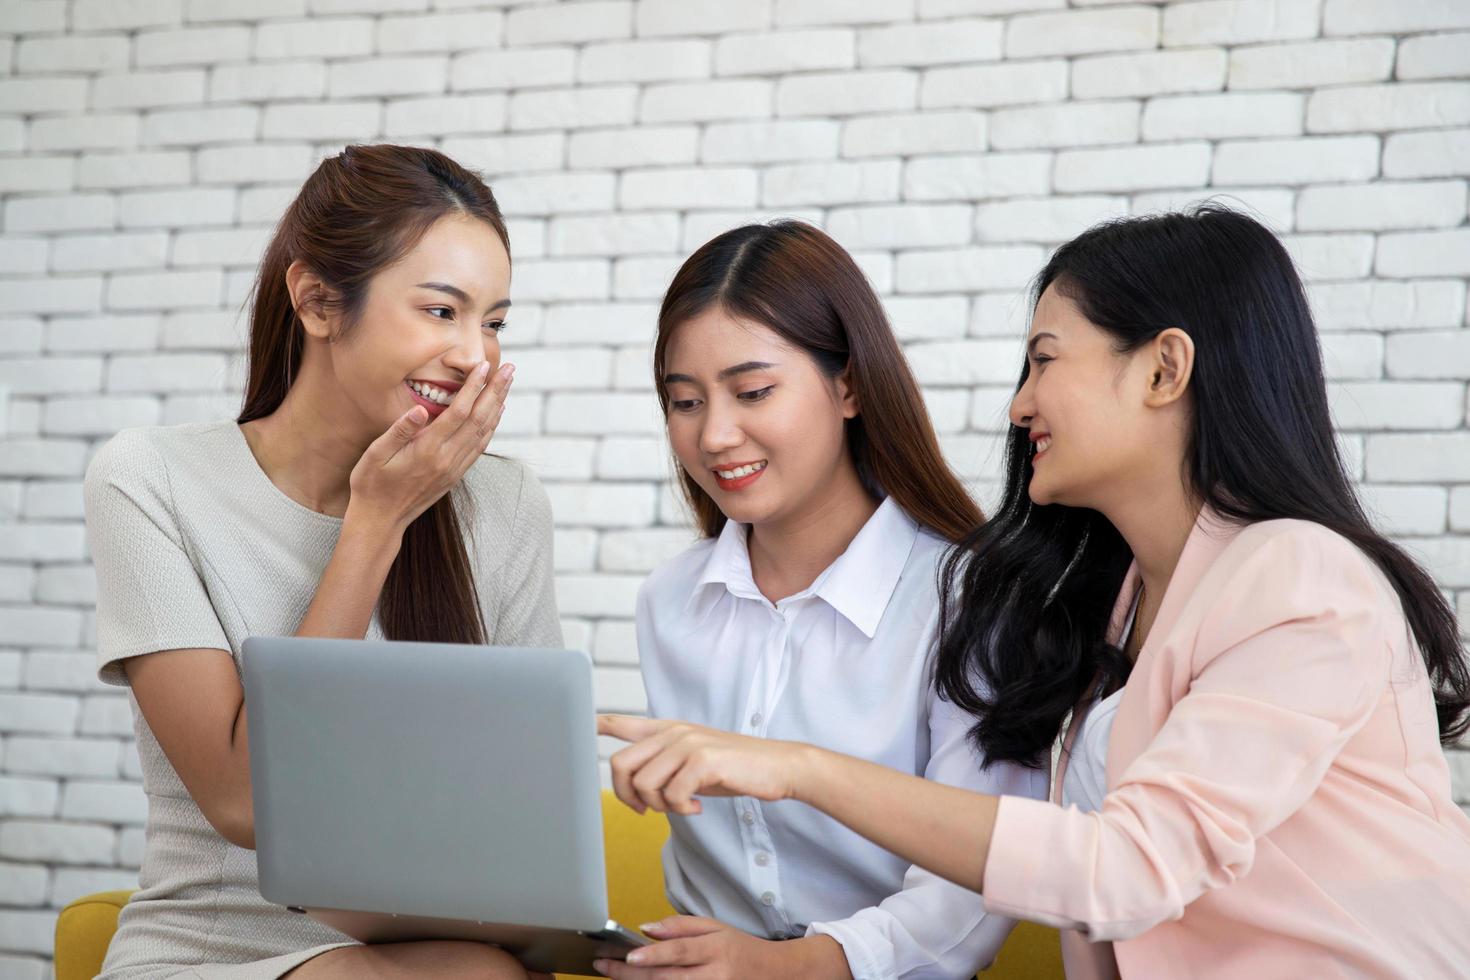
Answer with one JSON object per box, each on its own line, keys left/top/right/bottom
{"left": 662, "top": 306, "right": 860, "bottom": 530}
{"left": 296, "top": 212, "right": 511, "bottom": 441}
{"left": 1009, "top": 283, "right": 1172, "bottom": 510}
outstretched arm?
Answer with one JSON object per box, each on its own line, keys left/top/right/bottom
{"left": 600, "top": 526, "right": 1392, "bottom": 942}
{"left": 598, "top": 715, "right": 1000, "bottom": 894}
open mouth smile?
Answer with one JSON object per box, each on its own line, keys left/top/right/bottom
{"left": 1030, "top": 433, "right": 1052, "bottom": 462}
{"left": 712, "top": 459, "right": 767, "bottom": 492}
{"left": 406, "top": 378, "right": 461, "bottom": 416}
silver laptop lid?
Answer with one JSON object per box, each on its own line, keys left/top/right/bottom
{"left": 242, "top": 638, "right": 609, "bottom": 932}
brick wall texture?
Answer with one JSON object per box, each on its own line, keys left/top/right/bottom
{"left": 1, "top": 0, "right": 1468, "bottom": 973}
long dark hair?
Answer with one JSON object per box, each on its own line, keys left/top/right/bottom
{"left": 239, "top": 144, "right": 508, "bottom": 645}
{"left": 654, "top": 221, "right": 981, "bottom": 543}
{"left": 936, "top": 203, "right": 1470, "bottom": 768}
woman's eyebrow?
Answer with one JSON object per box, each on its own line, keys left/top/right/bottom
{"left": 717, "top": 360, "right": 777, "bottom": 380}
{"left": 1027, "top": 332, "right": 1058, "bottom": 353}
{"left": 415, "top": 281, "right": 511, "bottom": 314}
{"left": 662, "top": 361, "right": 778, "bottom": 386}
{"left": 416, "top": 281, "right": 469, "bottom": 302}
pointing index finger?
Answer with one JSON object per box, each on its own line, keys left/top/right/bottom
{"left": 598, "top": 713, "right": 668, "bottom": 742}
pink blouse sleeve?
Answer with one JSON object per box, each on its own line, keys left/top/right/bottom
{"left": 980, "top": 524, "right": 1394, "bottom": 941}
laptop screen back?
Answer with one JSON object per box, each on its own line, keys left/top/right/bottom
{"left": 242, "top": 638, "right": 609, "bottom": 931}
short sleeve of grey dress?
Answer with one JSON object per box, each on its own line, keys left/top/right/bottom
{"left": 83, "top": 420, "right": 563, "bottom": 980}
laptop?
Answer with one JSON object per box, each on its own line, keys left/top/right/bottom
{"left": 241, "top": 637, "right": 649, "bottom": 975}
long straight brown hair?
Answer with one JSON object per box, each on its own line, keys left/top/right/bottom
{"left": 654, "top": 221, "right": 981, "bottom": 543}
{"left": 239, "top": 144, "right": 508, "bottom": 645}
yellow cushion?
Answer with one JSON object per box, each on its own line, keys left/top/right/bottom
{"left": 54, "top": 889, "right": 132, "bottom": 980}
{"left": 555, "top": 792, "right": 681, "bottom": 979}
{"left": 982, "top": 920, "right": 1063, "bottom": 977}
{"left": 565, "top": 792, "right": 1065, "bottom": 980}
{"left": 600, "top": 789, "right": 678, "bottom": 930}
{"left": 55, "top": 792, "right": 1060, "bottom": 980}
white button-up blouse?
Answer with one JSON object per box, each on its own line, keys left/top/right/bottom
{"left": 635, "top": 498, "right": 1048, "bottom": 980}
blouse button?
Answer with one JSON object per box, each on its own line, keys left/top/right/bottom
{"left": 760, "top": 891, "right": 775, "bottom": 907}
{"left": 749, "top": 712, "right": 763, "bottom": 728}
{"left": 754, "top": 851, "right": 770, "bottom": 867}
{"left": 741, "top": 810, "right": 755, "bottom": 826}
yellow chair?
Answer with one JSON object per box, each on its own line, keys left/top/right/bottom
{"left": 57, "top": 791, "right": 1060, "bottom": 979}
{"left": 54, "top": 888, "right": 133, "bottom": 980}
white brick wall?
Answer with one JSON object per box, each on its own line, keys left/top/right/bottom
{"left": 1, "top": 0, "right": 1467, "bottom": 971}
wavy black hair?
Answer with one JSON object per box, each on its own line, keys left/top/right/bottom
{"left": 935, "top": 203, "right": 1470, "bottom": 769}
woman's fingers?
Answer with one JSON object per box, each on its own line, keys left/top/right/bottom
{"left": 346, "top": 363, "right": 512, "bottom": 528}
{"left": 439, "top": 360, "right": 492, "bottom": 432}
{"left": 608, "top": 735, "right": 670, "bottom": 813}
{"left": 601, "top": 714, "right": 675, "bottom": 811}
{"left": 426, "top": 362, "right": 485, "bottom": 457}
{"left": 603, "top": 718, "right": 784, "bottom": 815}
{"left": 608, "top": 745, "right": 644, "bottom": 814}
{"left": 664, "top": 733, "right": 797, "bottom": 807}
{"left": 423, "top": 362, "right": 513, "bottom": 480}
{"left": 605, "top": 720, "right": 773, "bottom": 814}
{"left": 361, "top": 405, "right": 430, "bottom": 467}
{"left": 438, "top": 362, "right": 512, "bottom": 473}
{"left": 628, "top": 735, "right": 700, "bottom": 814}
{"left": 594, "top": 933, "right": 718, "bottom": 977}
{"left": 608, "top": 724, "right": 693, "bottom": 813}
{"left": 641, "top": 916, "right": 725, "bottom": 939}
{"left": 370, "top": 363, "right": 489, "bottom": 471}
{"left": 624, "top": 937, "right": 707, "bottom": 968}
{"left": 664, "top": 753, "right": 718, "bottom": 815}
{"left": 460, "top": 361, "right": 513, "bottom": 452}
{"left": 599, "top": 713, "right": 673, "bottom": 742}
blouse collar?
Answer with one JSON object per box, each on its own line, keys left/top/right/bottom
{"left": 689, "top": 496, "right": 921, "bottom": 638}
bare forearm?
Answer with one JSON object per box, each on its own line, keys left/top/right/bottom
{"left": 122, "top": 649, "right": 256, "bottom": 849}
{"left": 295, "top": 507, "right": 404, "bottom": 639}
{"left": 602, "top": 715, "right": 1007, "bottom": 894}
{"left": 790, "top": 934, "right": 852, "bottom": 980}
{"left": 794, "top": 745, "right": 1000, "bottom": 894}
{"left": 219, "top": 698, "right": 256, "bottom": 849}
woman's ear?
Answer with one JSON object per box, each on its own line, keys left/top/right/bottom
{"left": 836, "top": 369, "right": 861, "bottom": 420}
{"left": 285, "top": 260, "right": 334, "bottom": 341}
{"left": 1143, "top": 328, "right": 1195, "bottom": 409}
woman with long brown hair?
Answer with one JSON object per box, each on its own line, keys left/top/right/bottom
{"left": 597, "top": 222, "right": 1046, "bottom": 980}
{"left": 83, "top": 144, "right": 558, "bottom": 979}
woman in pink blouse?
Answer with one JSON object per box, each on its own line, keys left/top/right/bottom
{"left": 597, "top": 205, "right": 1470, "bottom": 979}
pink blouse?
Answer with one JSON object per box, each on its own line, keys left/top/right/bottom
{"left": 982, "top": 509, "right": 1470, "bottom": 979}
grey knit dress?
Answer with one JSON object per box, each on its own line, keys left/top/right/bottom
{"left": 83, "top": 420, "right": 563, "bottom": 980}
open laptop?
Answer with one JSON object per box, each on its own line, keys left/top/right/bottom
{"left": 241, "top": 637, "right": 649, "bottom": 975}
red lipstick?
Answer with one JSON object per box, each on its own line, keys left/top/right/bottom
{"left": 711, "top": 460, "right": 767, "bottom": 492}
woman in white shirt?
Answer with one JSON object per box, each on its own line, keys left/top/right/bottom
{"left": 605, "top": 222, "right": 1047, "bottom": 980}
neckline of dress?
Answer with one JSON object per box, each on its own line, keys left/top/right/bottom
{"left": 226, "top": 420, "right": 347, "bottom": 528}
